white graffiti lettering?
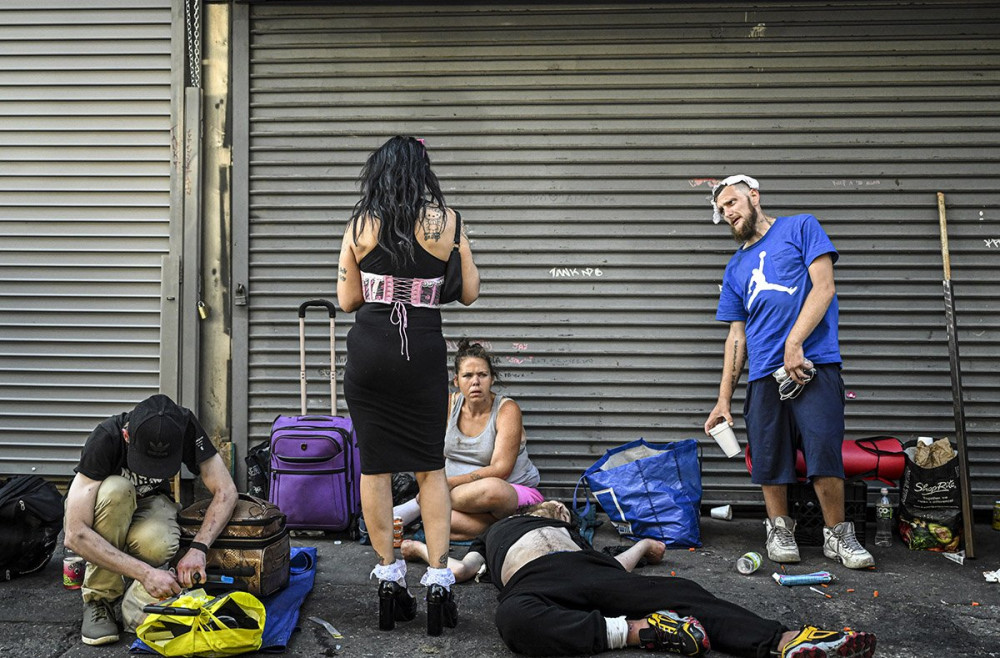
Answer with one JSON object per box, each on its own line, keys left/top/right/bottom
{"left": 549, "top": 267, "right": 604, "bottom": 278}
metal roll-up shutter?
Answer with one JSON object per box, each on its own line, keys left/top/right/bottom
{"left": 0, "top": 1, "right": 176, "bottom": 476}
{"left": 237, "top": 2, "right": 999, "bottom": 507}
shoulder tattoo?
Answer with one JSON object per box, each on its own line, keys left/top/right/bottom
{"left": 423, "top": 208, "right": 444, "bottom": 241}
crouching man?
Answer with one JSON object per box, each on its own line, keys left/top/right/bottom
{"left": 64, "top": 394, "right": 238, "bottom": 646}
{"left": 403, "top": 501, "right": 876, "bottom": 658}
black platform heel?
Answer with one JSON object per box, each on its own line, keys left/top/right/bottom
{"left": 378, "top": 580, "right": 417, "bottom": 631}
{"left": 426, "top": 584, "right": 458, "bottom": 636}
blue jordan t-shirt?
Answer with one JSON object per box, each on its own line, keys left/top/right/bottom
{"left": 716, "top": 214, "right": 841, "bottom": 382}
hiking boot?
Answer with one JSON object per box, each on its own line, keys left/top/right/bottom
{"left": 765, "top": 516, "right": 801, "bottom": 563}
{"left": 638, "top": 610, "right": 710, "bottom": 656}
{"left": 81, "top": 599, "right": 119, "bottom": 646}
{"left": 823, "top": 521, "right": 875, "bottom": 569}
{"left": 781, "top": 626, "right": 877, "bottom": 658}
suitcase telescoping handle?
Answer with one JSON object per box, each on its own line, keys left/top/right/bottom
{"left": 298, "top": 299, "right": 338, "bottom": 416}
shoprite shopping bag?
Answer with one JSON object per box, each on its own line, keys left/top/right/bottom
{"left": 137, "top": 589, "right": 265, "bottom": 658}
{"left": 573, "top": 438, "right": 701, "bottom": 547}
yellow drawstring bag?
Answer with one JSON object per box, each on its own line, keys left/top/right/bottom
{"left": 137, "top": 588, "right": 266, "bottom": 658}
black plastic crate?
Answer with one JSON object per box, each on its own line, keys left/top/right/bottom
{"left": 789, "top": 478, "right": 867, "bottom": 546}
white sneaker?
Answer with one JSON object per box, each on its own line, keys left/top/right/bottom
{"left": 823, "top": 521, "right": 875, "bottom": 569}
{"left": 765, "top": 516, "right": 801, "bottom": 563}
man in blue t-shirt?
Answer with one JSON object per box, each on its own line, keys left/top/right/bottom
{"left": 703, "top": 175, "right": 874, "bottom": 570}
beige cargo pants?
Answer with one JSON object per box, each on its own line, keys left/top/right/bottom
{"left": 82, "top": 475, "right": 180, "bottom": 603}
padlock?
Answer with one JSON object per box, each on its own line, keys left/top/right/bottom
{"left": 197, "top": 301, "right": 209, "bottom": 320}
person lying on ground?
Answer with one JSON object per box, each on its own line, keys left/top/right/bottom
{"left": 402, "top": 500, "right": 876, "bottom": 658}
{"left": 392, "top": 339, "right": 542, "bottom": 541}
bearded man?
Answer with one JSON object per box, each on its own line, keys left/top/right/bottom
{"left": 703, "top": 175, "right": 874, "bottom": 570}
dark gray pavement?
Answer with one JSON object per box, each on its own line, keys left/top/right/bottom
{"left": 1, "top": 514, "right": 998, "bottom": 658}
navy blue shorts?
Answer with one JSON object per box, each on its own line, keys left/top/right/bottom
{"left": 743, "top": 363, "right": 845, "bottom": 485}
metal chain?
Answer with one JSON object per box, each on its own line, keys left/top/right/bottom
{"left": 185, "top": 0, "right": 202, "bottom": 88}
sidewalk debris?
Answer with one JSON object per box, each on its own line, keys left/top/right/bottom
{"left": 772, "top": 571, "right": 835, "bottom": 587}
{"left": 941, "top": 551, "right": 964, "bottom": 565}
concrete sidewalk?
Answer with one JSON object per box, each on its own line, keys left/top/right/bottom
{"left": 1, "top": 515, "right": 997, "bottom": 657}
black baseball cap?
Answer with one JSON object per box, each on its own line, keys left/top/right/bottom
{"left": 126, "top": 394, "right": 187, "bottom": 479}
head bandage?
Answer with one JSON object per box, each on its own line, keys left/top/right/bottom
{"left": 711, "top": 174, "right": 760, "bottom": 224}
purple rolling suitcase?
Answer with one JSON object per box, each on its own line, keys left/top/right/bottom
{"left": 268, "top": 300, "right": 362, "bottom": 531}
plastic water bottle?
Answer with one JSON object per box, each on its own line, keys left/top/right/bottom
{"left": 736, "top": 551, "right": 762, "bottom": 575}
{"left": 875, "top": 487, "right": 893, "bottom": 547}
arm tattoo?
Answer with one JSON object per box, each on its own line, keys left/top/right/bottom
{"left": 338, "top": 266, "right": 347, "bottom": 282}
{"left": 422, "top": 208, "right": 444, "bottom": 241}
{"left": 469, "top": 473, "right": 481, "bottom": 483}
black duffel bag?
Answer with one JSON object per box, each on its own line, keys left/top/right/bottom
{"left": 0, "top": 475, "right": 64, "bottom": 580}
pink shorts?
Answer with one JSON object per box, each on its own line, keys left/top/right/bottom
{"left": 510, "top": 483, "right": 544, "bottom": 507}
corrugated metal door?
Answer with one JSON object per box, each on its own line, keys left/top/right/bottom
{"left": 235, "top": 2, "right": 999, "bottom": 507}
{"left": 0, "top": 1, "right": 177, "bottom": 476}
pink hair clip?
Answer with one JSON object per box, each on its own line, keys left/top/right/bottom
{"left": 416, "top": 138, "right": 426, "bottom": 145}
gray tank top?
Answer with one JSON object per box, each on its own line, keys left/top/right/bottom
{"left": 445, "top": 393, "right": 540, "bottom": 487}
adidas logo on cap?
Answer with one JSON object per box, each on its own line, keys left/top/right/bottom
{"left": 146, "top": 440, "right": 172, "bottom": 458}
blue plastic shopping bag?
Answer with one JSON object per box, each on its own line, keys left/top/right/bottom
{"left": 573, "top": 438, "right": 701, "bottom": 547}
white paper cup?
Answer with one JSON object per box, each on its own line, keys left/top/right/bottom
{"left": 710, "top": 504, "right": 733, "bottom": 520}
{"left": 708, "top": 422, "right": 741, "bottom": 458}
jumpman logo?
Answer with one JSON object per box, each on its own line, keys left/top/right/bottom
{"left": 747, "top": 251, "right": 798, "bottom": 307}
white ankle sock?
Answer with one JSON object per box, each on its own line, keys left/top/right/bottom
{"left": 420, "top": 567, "right": 455, "bottom": 589}
{"left": 605, "top": 616, "right": 629, "bottom": 650}
{"left": 392, "top": 498, "right": 422, "bottom": 526}
{"left": 370, "top": 558, "right": 407, "bottom": 584}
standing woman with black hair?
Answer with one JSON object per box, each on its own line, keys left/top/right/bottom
{"left": 337, "top": 136, "right": 479, "bottom": 634}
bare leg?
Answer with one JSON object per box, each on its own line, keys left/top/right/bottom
{"left": 400, "top": 539, "right": 428, "bottom": 563}
{"left": 614, "top": 539, "right": 665, "bottom": 572}
{"left": 776, "top": 630, "right": 799, "bottom": 652}
{"left": 415, "top": 469, "right": 451, "bottom": 569}
{"left": 812, "top": 476, "right": 846, "bottom": 527}
{"left": 401, "top": 539, "right": 462, "bottom": 570}
{"left": 450, "top": 479, "right": 518, "bottom": 517}
{"left": 361, "top": 473, "right": 394, "bottom": 566}
{"left": 450, "top": 510, "right": 495, "bottom": 541}
{"left": 401, "top": 539, "right": 483, "bottom": 583}
{"left": 448, "top": 479, "right": 520, "bottom": 540}
{"left": 761, "top": 484, "right": 789, "bottom": 518}
{"left": 626, "top": 619, "right": 650, "bottom": 646}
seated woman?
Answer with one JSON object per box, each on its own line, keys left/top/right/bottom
{"left": 392, "top": 339, "right": 543, "bottom": 540}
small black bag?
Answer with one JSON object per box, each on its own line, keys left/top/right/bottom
{"left": 244, "top": 441, "right": 271, "bottom": 499}
{"left": 391, "top": 472, "right": 418, "bottom": 506}
{"left": 0, "top": 475, "right": 64, "bottom": 580}
{"left": 439, "top": 211, "right": 463, "bottom": 304}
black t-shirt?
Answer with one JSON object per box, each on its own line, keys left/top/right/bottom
{"left": 469, "top": 515, "right": 587, "bottom": 590}
{"left": 74, "top": 410, "right": 217, "bottom": 499}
